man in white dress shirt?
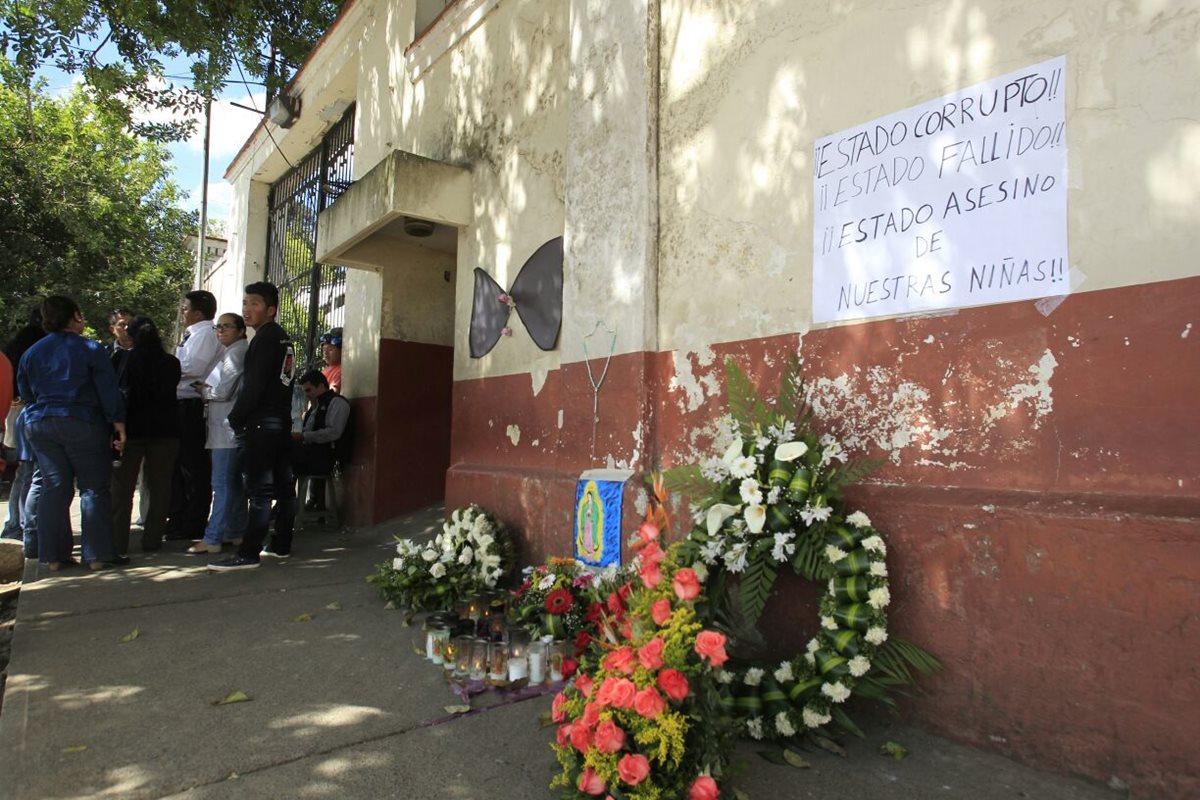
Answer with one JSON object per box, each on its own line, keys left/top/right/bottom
{"left": 166, "top": 290, "right": 222, "bottom": 541}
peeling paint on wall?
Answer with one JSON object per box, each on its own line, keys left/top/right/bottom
{"left": 669, "top": 349, "right": 720, "bottom": 412}
{"left": 506, "top": 424, "right": 521, "bottom": 445}
{"left": 982, "top": 350, "right": 1058, "bottom": 431}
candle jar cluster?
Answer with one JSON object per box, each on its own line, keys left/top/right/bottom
{"left": 423, "top": 594, "right": 574, "bottom": 689}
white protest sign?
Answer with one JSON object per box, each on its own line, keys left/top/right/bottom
{"left": 812, "top": 56, "right": 1068, "bottom": 323}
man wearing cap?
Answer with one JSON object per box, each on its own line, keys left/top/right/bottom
{"left": 320, "top": 328, "right": 342, "bottom": 394}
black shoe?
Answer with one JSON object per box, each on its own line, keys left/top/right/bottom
{"left": 163, "top": 532, "right": 192, "bottom": 542}
{"left": 208, "top": 555, "right": 261, "bottom": 572}
{"left": 260, "top": 546, "right": 291, "bottom": 559}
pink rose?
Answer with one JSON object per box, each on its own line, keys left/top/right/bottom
{"left": 576, "top": 673, "right": 594, "bottom": 700}
{"left": 556, "top": 723, "right": 572, "bottom": 748}
{"left": 641, "top": 542, "right": 666, "bottom": 566}
{"left": 633, "top": 685, "right": 666, "bottom": 719}
{"left": 689, "top": 775, "right": 720, "bottom": 800}
{"left": 563, "top": 658, "right": 578, "bottom": 679}
{"left": 639, "top": 560, "right": 662, "bottom": 589}
{"left": 578, "top": 767, "right": 606, "bottom": 796}
{"left": 602, "top": 646, "right": 637, "bottom": 676}
{"left": 552, "top": 691, "right": 568, "bottom": 722}
{"left": 617, "top": 753, "right": 651, "bottom": 786}
{"left": 651, "top": 598, "right": 672, "bottom": 626}
{"left": 656, "top": 668, "right": 690, "bottom": 701}
{"left": 673, "top": 568, "right": 701, "bottom": 601}
{"left": 570, "top": 721, "right": 593, "bottom": 753}
{"left": 607, "top": 677, "right": 637, "bottom": 709}
{"left": 638, "top": 637, "right": 665, "bottom": 671}
{"left": 594, "top": 719, "right": 627, "bottom": 753}
{"left": 581, "top": 702, "right": 602, "bottom": 730}
{"left": 637, "top": 521, "right": 660, "bottom": 544}
{"left": 694, "top": 630, "right": 729, "bottom": 668}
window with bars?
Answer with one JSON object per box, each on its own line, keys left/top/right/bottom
{"left": 264, "top": 104, "right": 355, "bottom": 367}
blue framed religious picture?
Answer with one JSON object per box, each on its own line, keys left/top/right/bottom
{"left": 573, "top": 469, "right": 631, "bottom": 568}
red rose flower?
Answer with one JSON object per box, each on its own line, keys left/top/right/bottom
{"left": 689, "top": 775, "right": 720, "bottom": 800}
{"left": 576, "top": 673, "right": 594, "bottom": 700}
{"left": 633, "top": 685, "right": 666, "bottom": 719}
{"left": 637, "top": 521, "right": 660, "bottom": 545}
{"left": 570, "top": 721, "right": 593, "bottom": 753}
{"left": 593, "top": 719, "right": 626, "bottom": 753}
{"left": 556, "top": 723, "right": 572, "bottom": 747}
{"left": 617, "top": 753, "right": 651, "bottom": 786}
{"left": 578, "top": 767, "right": 606, "bottom": 796}
{"left": 656, "top": 668, "right": 690, "bottom": 701}
{"left": 694, "top": 630, "right": 729, "bottom": 667}
{"left": 641, "top": 541, "right": 666, "bottom": 566}
{"left": 638, "top": 637, "right": 665, "bottom": 671}
{"left": 673, "top": 568, "right": 701, "bottom": 601}
{"left": 545, "top": 587, "right": 574, "bottom": 615}
{"left": 602, "top": 646, "right": 637, "bottom": 676}
{"left": 598, "top": 677, "right": 637, "bottom": 708}
{"left": 574, "top": 630, "right": 593, "bottom": 657}
{"left": 562, "top": 657, "right": 578, "bottom": 680}
{"left": 621, "top": 620, "right": 633, "bottom": 640}
{"left": 552, "top": 691, "right": 568, "bottom": 722}
{"left": 513, "top": 579, "right": 531, "bottom": 597}
{"left": 651, "top": 598, "right": 672, "bottom": 626}
{"left": 586, "top": 602, "right": 605, "bottom": 623}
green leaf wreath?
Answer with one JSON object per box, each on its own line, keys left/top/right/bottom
{"left": 664, "top": 357, "right": 941, "bottom": 740}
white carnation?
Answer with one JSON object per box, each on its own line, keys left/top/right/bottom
{"left": 806, "top": 638, "right": 821, "bottom": 654}
{"left": 825, "top": 545, "right": 848, "bottom": 563}
{"left": 868, "top": 586, "right": 891, "bottom": 609}
{"left": 846, "top": 510, "right": 871, "bottom": 528}
{"left": 421, "top": 548, "right": 438, "bottom": 562}
{"left": 802, "top": 707, "right": 831, "bottom": 728}
{"left": 821, "top": 615, "right": 838, "bottom": 631}
{"left": 744, "top": 667, "right": 764, "bottom": 687}
{"left": 715, "top": 669, "right": 734, "bottom": 684}
{"left": 429, "top": 562, "right": 447, "bottom": 579}
{"left": 865, "top": 626, "right": 889, "bottom": 645}
{"left": 821, "top": 681, "right": 851, "bottom": 703}
{"left": 746, "top": 717, "right": 764, "bottom": 740}
{"left": 869, "top": 561, "right": 889, "bottom": 577}
{"left": 848, "top": 655, "right": 871, "bottom": 677}
{"left": 775, "top": 712, "right": 796, "bottom": 737}
{"left": 774, "top": 662, "right": 794, "bottom": 683}
{"left": 392, "top": 557, "right": 405, "bottom": 570}
{"left": 804, "top": 652, "right": 816, "bottom": 666}
{"left": 862, "top": 535, "right": 887, "bottom": 555}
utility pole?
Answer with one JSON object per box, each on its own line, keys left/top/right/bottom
{"left": 194, "top": 93, "right": 213, "bottom": 289}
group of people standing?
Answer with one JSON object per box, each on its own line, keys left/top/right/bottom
{"left": 1, "top": 281, "right": 348, "bottom": 573}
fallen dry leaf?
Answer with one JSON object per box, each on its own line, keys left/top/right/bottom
{"left": 118, "top": 629, "right": 139, "bottom": 643}
{"left": 292, "top": 613, "right": 313, "bottom": 622}
{"left": 62, "top": 745, "right": 88, "bottom": 753}
{"left": 214, "top": 690, "right": 252, "bottom": 706}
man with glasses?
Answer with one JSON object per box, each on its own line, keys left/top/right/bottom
{"left": 167, "top": 290, "right": 221, "bottom": 543}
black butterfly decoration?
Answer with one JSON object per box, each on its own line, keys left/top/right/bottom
{"left": 469, "top": 236, "right": 564, "bottom": 358}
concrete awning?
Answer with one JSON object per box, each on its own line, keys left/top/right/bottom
{"left": 316, "top": 149, "right": 472, "bottom": 268}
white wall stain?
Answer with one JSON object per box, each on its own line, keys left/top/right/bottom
{"left": 557, "top": 409, "right": 564, "bottom": 429}
{"left": 1182, "top": 323, "right": 1192, "bottom": 339}
{"left": 505, "top": 424, "right": 521, "bottom": 445}
{"left": 807, "top": 371, "right": 935, "bottom": 465}
{"left": 669, "top": 349, "right": 720, "bottom": 412}
{"left": 983, "top": 350, "right": 1058, "bottom": 432}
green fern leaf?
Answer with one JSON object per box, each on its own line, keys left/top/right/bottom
{"left": 660, "top": 464, "right": 719, "bottom": 500}
{"left": 738, "top": 553, "right": 778, "bottom": 628}
{"left": 724, "top": 357, "right": 769, "bottom": 436}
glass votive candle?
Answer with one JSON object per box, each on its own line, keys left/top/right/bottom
{"left": 527, "top": 640, "right": 547, "bottom": 685}
{"left": 453, "top": 635, "right": 473, "bottom": 676}
{"left": 427, "top": 625, "right": 451, "bottom": 665}
{"left": 487, "top": 614, "right": 507, "bottom": 642}
{"left": 442, "top": 636, "right": 461, "bottom": 672}
{"left": 548, "top": 640, "right": 568, "bottom": 683}
{"left": 469, "top": 637, "right": 489, "bottom": 680}
{"left": 466, "top": 597, "right": 483, "bottom": 621}
{"left": 488, "top": 640, "right": 509, "bottom": 681}
{"left": 507, "top": 640, "right": 529, "bottom": 682}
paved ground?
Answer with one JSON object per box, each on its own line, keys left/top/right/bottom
{"left": 0, "top": 502, "right": 1122, "bottom": 800}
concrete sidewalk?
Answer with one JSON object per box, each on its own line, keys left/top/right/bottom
{"left": 0, "top": 505, "right": 1119, "bottom": 800}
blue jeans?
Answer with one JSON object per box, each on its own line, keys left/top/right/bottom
{"left": 2, "top": 459, "right": 30, "bottom": 539}
{"left": 26, "top": 417, "right": 117, "bottom": 564}
{"left": 205, "top": 447, "right": 247, "bottom": 546}
{"left": 23, "top": 464, "right": 41, "bottom": 558}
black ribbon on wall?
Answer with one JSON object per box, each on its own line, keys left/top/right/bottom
{"left": 469, "top": 236, "right": 564, "bottom": 358}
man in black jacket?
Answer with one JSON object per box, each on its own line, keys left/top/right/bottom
{"left": 209, "top": 282, "right": 297, "bottom": 572}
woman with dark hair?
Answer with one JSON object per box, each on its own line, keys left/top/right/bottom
{"left": 2, "top": 306, "right": 47, "bottom": 556}
{"left": 111, "top": 316, "right": 181, "bottom": 555}
{"left": 17, "top": 296, "right": 127, "bottom": 570}
{"left": 188, "top": 312, "right": 248, "bottom": 554}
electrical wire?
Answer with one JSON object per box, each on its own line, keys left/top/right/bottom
{"left": 234, "top": 55, "right": 295, "bottom": 171}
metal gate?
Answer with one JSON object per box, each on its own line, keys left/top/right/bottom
{"left": 264, "top": 105, "right": 355, "bottom": 367}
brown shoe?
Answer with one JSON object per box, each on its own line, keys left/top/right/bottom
{"left": 186, "top": 542, "right": 220, "bottom": 555}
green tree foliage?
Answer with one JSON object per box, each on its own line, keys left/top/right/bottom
{"left": 0, "top": 57, "right": 192, "bottom": 342}
{"left": 0, "top": 0, "right": 345, "bottom": 140}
